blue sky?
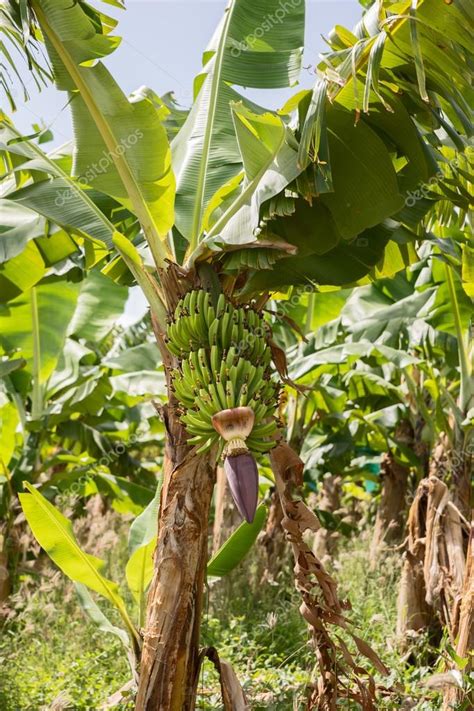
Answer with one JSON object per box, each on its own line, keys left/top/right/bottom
{"left": 13, "top": 0, "right": 362, "bottom": 143}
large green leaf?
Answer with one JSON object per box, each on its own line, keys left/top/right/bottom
{"left": 172, "top": 0, "right": 304, "bottom": 248}
{"left": 32, "top": 0, "right": 175, "bottom": 265}
{"left": 243, "top": 221, "right": 394, "bottom": 291}
{"left": 0, "top": 394, "right": 19, "bottom": 467}
{"left": 125, "top": 481, "right": 161, "bottom": 622}
{"left": 202, "top": 104, "right": 301, "bottom": 248}
{"left": 334, "top": 83, "right": 435, "bottom": 192}
{"left": 0, "top": 241, "right": 46, "bottom": 302}
{"left": 0, "top": 200, "right": 45, "bottom": 263}
{"left": 318, "top": 107, "right": 403, "bottom": 239}
{"left": 67, "top": 269, "right": 128, "bottom": 342}
{"left": 19, "top": 482, "right": 137, "bottom": 640}
{"left": 0, "top": 120, "right": 116, "bottom": 250}
{"left": 207, "top": 504, "right": 266, "bottom": 577}
{"left": 0, "top": 280, "right": 80, "bottom": 383}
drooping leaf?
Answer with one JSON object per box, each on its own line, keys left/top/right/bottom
{"left": 19, "top": 482, "right": 136, "bottom": 638}
{"left": 207, "top": 503, "right": 266, "bottom": 577}
{"left": 74, "top": 583, "right": 130, "bottom": 648}
{"left": 318, "top": 107, "right": 403, "bottom": 239}
{"left": 0, "top": 119, "right": 116, "bottom": 250}
{"left": 243, "top": 222, "right": 394, "bottom": 292}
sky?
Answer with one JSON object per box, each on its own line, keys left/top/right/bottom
{"left": 10, "top": 0, "right": 362, "bottom": 325}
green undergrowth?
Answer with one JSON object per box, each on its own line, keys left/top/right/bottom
{"left": 0, "top": 520, "right": 455, "bottom": 710}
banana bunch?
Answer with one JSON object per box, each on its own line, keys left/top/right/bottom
{"left": 166, "top": 290, "right": 270, "bottom": 364}
{"left": 166, "top": 289, "right": 279, "bottom": 455}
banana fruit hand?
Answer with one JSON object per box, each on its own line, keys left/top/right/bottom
{"left": 166, "top": 289, "right": 279, "bottom": 456}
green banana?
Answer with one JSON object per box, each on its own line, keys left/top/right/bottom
{"left": 210, "top": 344, "right": 221, "bottom": 376}
{"left": 215, "top": 380, "right": 228, "bottom": 410}
{"left": 216, "top": 293, "right": 226, "bottom": 318}
{"left": 208, "top": 318, "right": 219, "bottom": 346}
{"left": 167, "top": 288, "right": 279, "bottom": 457}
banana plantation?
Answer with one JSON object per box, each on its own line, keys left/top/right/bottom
{"left": 0, "top": 0, "right": 472, "bottom": 708}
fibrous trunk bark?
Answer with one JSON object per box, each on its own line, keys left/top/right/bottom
{"left": 370, "top": 422, "right": 412, "bottom": 568}
{"left": 313, "top": 473, "right": 342, "bottom": 564}
{"left": 443, "top": 524, "right": 473, "bottom": 710}
{"left": 370, "top": 453, "right": 409, "bottom": 567}
{"left": 135, "top": 396, "right": 217, "bottom": 710}
{"left": 396, "top": 476, "right": 468, "bottom": 642}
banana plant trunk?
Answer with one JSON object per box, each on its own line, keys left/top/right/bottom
{"left": 136, "top": 299, "right": 218, "bottom": 710}
{"left": 135, "top": 399, "right": 216, "bottom": 710}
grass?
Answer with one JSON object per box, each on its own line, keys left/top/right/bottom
{"left": 0, "top": 513, "right": 453, "bottom": 710}
{"left": 0, "top": 577, "right": 131, "bottom": 710}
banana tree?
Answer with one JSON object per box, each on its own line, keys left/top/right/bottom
{"left": 1, "top": 0, "right": 472, "bottom": 706}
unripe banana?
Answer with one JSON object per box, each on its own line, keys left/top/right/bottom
{"left": 225, "top": 347, "right": 237, "bottom": 370}
{"left": 210, "top": 344, "right": 221, "bottom": 376}
{"left": 189, "top": 289, "right": 198, "bottom": 316}
{"left": 182, "top": 291, "right": 192, "bottom": 313}
{"left": 216, "top": 381, "right": 227, "bottom": 410}
{"left": 167, "top": 289, "right": 279, "bottom": 457}
{"left": 225, "top": 380, "right": 235, "bottom": 409}
{"left": 208, "top": 318, "right": 219, "bottom": 346}
{"left": 216, "top": 293, "right": 226, "bottom": 318}
{"left": 220, "top": 311, "right": 232, "bottom": 349}
{"left": 197, "top": 349, "right": 211, "bottom": 385}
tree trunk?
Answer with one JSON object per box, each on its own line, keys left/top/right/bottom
{"left": 443, "top": 524, "right": 473, "bottom": 710}
{"left": 396, "top": 478, "right": 432, "bottom": 639}
{"left": 370, "top": 453, "right": 409, "bottom": 567}
{"left": 313, "top": 473, "right": 342, "bottom": 564}
{"left": 0, "top": 527, "right": 10, "bottom": 602}
{"left": 396, "top": 476, "right": 467, "bottom": 642}
{"left": 135, "top": 402, "right": 216, "bottom": 710}
{"left": 370, "top": 422, "right": 412, "bottom": 568}
{"left": 258, "top": 488, "right": 287, "bottom": 582}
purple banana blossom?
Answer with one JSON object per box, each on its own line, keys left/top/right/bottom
{"left": 224, "top": 452, "right": 259, "bottom": 523}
